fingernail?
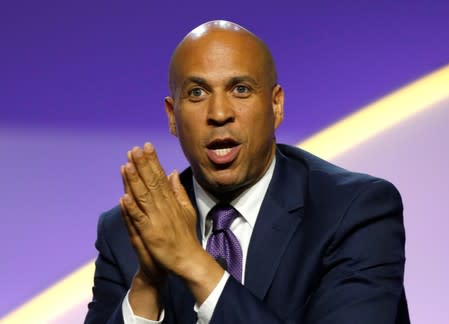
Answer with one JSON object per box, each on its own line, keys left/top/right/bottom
{"left": 123, "top": 194, "right": 131, "bottom": 203}
{"left": 133, "top": 148, "right": 143, "bottom": 158}
{"left": 144, "top": 142, "right": 154, "bottom": 153}
{"left": 126, "top": 163, "right": 136, "bottom": 173}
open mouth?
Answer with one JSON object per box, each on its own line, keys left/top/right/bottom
{"left": 206, "top": 139, "right": 241, "bottom": 165}
{"left": 213, "top": 148, "right": 233, "bottom": 156}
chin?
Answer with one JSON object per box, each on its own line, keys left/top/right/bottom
{"left": 210, "top": 176, "right": 252, "bottom": 199}
{"left": 207, "top": 178, "right": 238, "bottom": 192}
{"left": 210, "top": 169, "right": 242, "bottom": 186}
{"left": 196, "top": 164, "right": 247, "bottom": 194}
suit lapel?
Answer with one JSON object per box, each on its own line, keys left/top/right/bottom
{"left": 245, "top": 147, "right": 307, "bottom": 300}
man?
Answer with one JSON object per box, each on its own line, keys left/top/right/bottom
{"left": 85, "top": 20, "right": 410, "bottom": 323}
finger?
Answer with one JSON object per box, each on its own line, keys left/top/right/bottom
{"left": 122, "top": 193, "right": 148, "bottom": 224}
{"left": 167, "top": 171, "right": 173, "bottom": 181}
{"left": 166, "top": 171, "right": 174, "bottom": 187}
{"left": 120, "top": 198, "right": 154, "bottom": 266}
{"left": 132, "top": 145, "right": 162, "bottom": 190}
{"left": 121, "top": 165, "right": 131, "bottom": 194}
{"left": 120, "top": 197, "right": 139, "bottom": 238}
{"left": 169, "top": 170, "right": 193, "bottom": 210}
{"left": 142, "top": 143, "right": 170, "bottom": 194}
{"left": 124, "top": 162, "right": 154, "bottom": 213}
{"left": 129, "top": 144, "right": 170, "bottom": 203}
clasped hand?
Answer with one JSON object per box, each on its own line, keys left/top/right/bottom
{"left": 119, "top": 143, "right": 200, "bottom": 285}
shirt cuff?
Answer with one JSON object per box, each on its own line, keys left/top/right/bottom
{"left": 195, "top": 271, "right": 230, "bottom": 324}
{"left": 122, "top": 290, "right": 165, "bottom": 324}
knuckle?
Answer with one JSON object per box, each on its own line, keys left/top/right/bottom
{"left": 146, "top": 179, "right": 162, "bottom": 191}
{"left": 133, "top": 212, "right": 147, "bottom": 224}
{"left": 131, "top": 174, "right": 141, "bottom": 183}
{"left": 125, "top": 202, "right": 145, "bottom": 222}
{"left": 156, "top": 171, "right": 166, "bottom": 183}
{"left": 127, "top": 172, "right": 138, "bottom": 183}
{"left": 135, "top": 191, "right": 150, "bottom": 203}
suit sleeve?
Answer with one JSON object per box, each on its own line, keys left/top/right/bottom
{"left": 210, "top": 179, "right": 407, "bottom": 323}
{"left": 84, "top": 211, "right": 127, "bottom": 324}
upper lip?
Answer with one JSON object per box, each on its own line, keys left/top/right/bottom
{"left": 206, "top": 138, "right": 240, "bottom": 150}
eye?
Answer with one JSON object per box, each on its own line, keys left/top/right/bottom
{"left": 188, "top": 87, "right": 203, "bottom": 96}
{"left": 233, "top": 84, "right": 251, "bottom": 97}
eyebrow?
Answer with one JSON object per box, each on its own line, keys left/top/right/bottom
{"left": 181, "top": 75, "right": 260, "bottom": 90}
{"left": 226, "top": 76, "right": 259, "bottom": 88}
{"left": 182, "top": 76, "right": 209, "bottom": 90}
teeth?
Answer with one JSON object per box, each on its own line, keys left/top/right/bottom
{"left": 213, "top": 148, "right": 232, "bottom": 156}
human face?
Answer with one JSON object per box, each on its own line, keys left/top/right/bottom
{"left": 165, "top": 32, "right": 284, "bottom": 200}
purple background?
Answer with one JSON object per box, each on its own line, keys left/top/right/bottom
{"left": 1, "top": 0, "right": 449, "bottom": 321}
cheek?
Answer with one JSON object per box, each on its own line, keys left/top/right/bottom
{"left": 175, "top": 107, "right": 201, "bottom": 136}
{"left": 176, "top": 100, "right": 209, "bottom": 123}
{"left": 246, "top": 107, "right": 276, "bottom": 139}
{"left": 175, "top": 109, "right": 206, "bottom": 159}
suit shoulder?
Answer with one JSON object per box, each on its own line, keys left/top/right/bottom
{"left": 94, "top": 205, "right": 138, "bottom": 288}
{"left": 95, "top": 205, "right": 130, "bottom": 252}
{"left": 277, "top": 143, "right": 400, "bottom": 200}
{"left": 97, "top": 205, "right": 123, "bottom": 234}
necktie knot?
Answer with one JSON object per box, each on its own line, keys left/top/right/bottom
{"left": 209, "top": 204, "right": 239, "bottom": 232}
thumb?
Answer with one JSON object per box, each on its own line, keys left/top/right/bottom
{"left": 169, "top": 170, "right": 191, "bottom": 208}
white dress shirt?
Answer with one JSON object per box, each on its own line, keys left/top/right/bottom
{"left": 122, "top": 157, "right": 276, "bottom": 323}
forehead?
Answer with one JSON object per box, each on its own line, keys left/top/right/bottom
{"left": 172, "top": 31, "right": 267, "bottom": 84}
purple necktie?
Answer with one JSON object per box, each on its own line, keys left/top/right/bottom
{"left": 206, "top": 204, "right": 243, "bottom": 283}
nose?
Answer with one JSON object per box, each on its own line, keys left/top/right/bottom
{"left": 207, "top": 92, "right": 235, "bottom": 126}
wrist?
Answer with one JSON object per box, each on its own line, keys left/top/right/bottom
{"left": 129, "top": 273, "right": 162, "bottom": 320}
{"left": 177, "top": 248, "right": 224, "bottom": 304}
{"left": 135, "top": 267, "right": 166, "bottom": 288}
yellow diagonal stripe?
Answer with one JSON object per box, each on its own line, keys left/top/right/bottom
{"left": 2, "top": 63, "right": 449, "bottom": 323}
{"left": 299, "top": 63, "right": 449, "bottom": 160}
{"left": 1, "top": 261, "right": 94, "bottom": 323}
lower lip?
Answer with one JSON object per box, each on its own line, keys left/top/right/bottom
{"left": 206, "top": 145, "right": 241, "bottom": 165}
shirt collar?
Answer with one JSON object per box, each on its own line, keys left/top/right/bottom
{"left": 193, "top": 156, "right": 276, "bottom": 237}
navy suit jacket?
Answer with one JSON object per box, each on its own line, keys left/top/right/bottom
{"left": 85, "top": 144, "right": 410, "bottom": 323}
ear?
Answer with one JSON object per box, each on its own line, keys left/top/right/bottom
{"left": 272, "top": 84, "right": 284, "bottom": 129}
{"left": 164, "top": 96, "right": 177, "bottom": 136}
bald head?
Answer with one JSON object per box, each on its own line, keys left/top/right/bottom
{"left": 168, "top": 20, "right": 278, "bottom": 96}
